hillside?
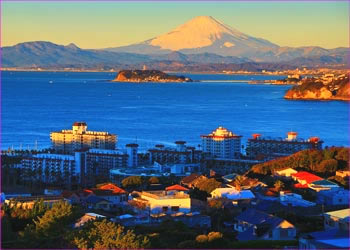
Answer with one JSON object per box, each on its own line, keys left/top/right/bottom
{"left": 248, "top": 147, "right": 349, "bottom": 176}
{"left": 284, "top": 75, "right": 350, "bottom": 101}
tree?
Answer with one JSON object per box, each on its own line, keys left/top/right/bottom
{"left": 122, "top": 176, "right": 142, "bottom": 188}
{"left": 148, "top": 176, "right": 159, "bottom": 184}
{"left": 71, "top": 219, "right": 149, "bottom": 249}
{"left": 274, "top": 180, "right": 285, "bottom": 192}
{"left": 316, "top": 159, "right": 338, "bottom": 173}
{"left": 196, "top": 178, "right": 222, "bottom": 195}
{"left": 233, "top": 175, "right": 245, "bottom": 191}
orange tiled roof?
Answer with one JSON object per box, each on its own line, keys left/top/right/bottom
{"left": 292, "top": 171, "right": 323, "bottom": 184}
{"left": 165, "top": 184, "right": 189, "bottom": 191}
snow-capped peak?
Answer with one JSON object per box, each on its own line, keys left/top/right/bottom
{"left": 149, "top": 16, "right": 248, "bottom": 50}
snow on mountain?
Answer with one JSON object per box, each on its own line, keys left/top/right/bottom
{"left": 107, "top": 16, "right": 278, "bottom": 56}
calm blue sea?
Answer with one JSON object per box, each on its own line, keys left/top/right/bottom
{"left": 1, "top": 71, "right": 349, "bottom": 151}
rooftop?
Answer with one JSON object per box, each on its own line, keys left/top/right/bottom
{"left": 325, "top": 208, "right": 350, "bottom": 220}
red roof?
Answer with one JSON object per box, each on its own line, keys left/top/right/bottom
{"left": 294, "top": 183, "right": 309, "bottom": 189}
{"left": 165, "top": 184, "right": 189, "bottom": 191}
{"left": 291, "top": 171, "right": 323, "bottom": 184}
{"left": 99, "top": 183, "right": 126, "bottom": 194}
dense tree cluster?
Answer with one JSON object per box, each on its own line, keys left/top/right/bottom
{"left": 250, "top": 147, "right": 349, "bottom": 176}
{"left": 196, "top": 178, "right": 222, "bottom": 195}
{"left": 121, "top": 176, "right": 143, "bottom": 188}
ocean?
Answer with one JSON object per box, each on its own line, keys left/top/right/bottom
{"left": 1, "top": 71, "right": 349, "bottom": 151}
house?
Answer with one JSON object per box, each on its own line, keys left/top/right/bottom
{"left": 84, "top": 184, "right": 127, "bottom": 207}
{"left": 61, "top": 191, "right": 81, "bottom": 204}
{"left": 336, "top": 170, "right": 350, "bottom": 178}
{"left": 275, "top": 168, "right": 297, "bottom": 178}
{"left": 299, "top": 229, "right": 349, "bottom": 249}
{"left": 85, "top": 196, "right": 112, "bottom": 211}
{"left": 74, "top": 212, "right": 106, "bottom": 228}
{"left": 324, "top": 208, "right": 349, "bottom": 231}
{"left": 114, "top": 214, "right": 150, "bottom": 227}
{"left": 131, "top": 190, "right": 191, "bottom": 214}
{"left": 210, "top": 188, "right": 255, "bottom": 202}
{"left": 279, "top": 192, "right": 316, "bottom": 207}
{"left": 234, "top": 208, "right": 296, "bottom": 241}
{"left": 227, "top": 177, "right": 265, "bottom": 190}
{"left": 180, "top": 173, "right": 207, "bottom": 188}
{"left": 316, "top": 188, "right": 349, "bottom": 206}
{"left": 299, "top": 209, "right": 349, "bottom": 249}
{"left": 308, "top": 179, "right": 339, "bottom": 192}
{"left": 5, "top": 195, "right": 68, "bottom": 209}
{"left": 222, "top": 173, "right": 237, "bottom": 183}
{"left": 292, "top": 171, "right": 323, "bottom": 186}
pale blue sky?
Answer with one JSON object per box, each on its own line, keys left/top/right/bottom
{"left": 1, "top": 1, "right": 348, "bottom": 49}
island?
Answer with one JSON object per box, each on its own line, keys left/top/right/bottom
{"left": 112, "top": 70, "right": 192, "bottom": 83}
{"left": 284, "top": 74, "right": 349, "bottom": 101}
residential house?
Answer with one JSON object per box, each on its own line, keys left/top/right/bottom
{"left": 308, "top": 179, "right": 339, "bottom": 192}
{"left": 165, "top": 184, "right": 189, "bottom": 193}
{"left": 275, "top": 168, "right": 297, "bottom": 178}
{"left": 131, "top": 190, "right": 191, "bottom": 214}
{"left": 84, "top": 183, "right": 127, "bottom": 208}
{"left": 316, "top": 188, "right": 349, "bottom": 206}
{"left": 324, "top": 208, "right": 349, "bottom": 231}
{"left": 292, "top": 171, "right": 323, "bottom": 188}
{"left": 210, "top": 188, "right": 255, "bottom": 202}
{"left": 336, "top": 170, "right": 350, "bottom": 178}
{"left": 227, "top": 177, "right": 265, "bottom": 190}
{"left": 279, "top": 192, "right": 316, "bottom": 207}
{"left": 74, "top": 212, "right": 106, "bottom": 228}
{"left": 61, "top": 191, "right": 81, "bottom": 204}
{"left": 180, "top": 173, "right": 207, "bottom": 188}
{"left": 85, "top": 196, "right": 112, "bottom": 211}
{"left": 299, "top": 209, "right": 349, "bottom": 249}
{"left": 234, "top": 208, "right": 296, "bottom": 241}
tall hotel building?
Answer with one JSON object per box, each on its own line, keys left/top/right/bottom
{"left": 246, "top": 132, "right": 323, "bottom": 160}
{"left": 201, "top": 126, "right": 242, "bottom": 159}
{"left": 50, "top": 122, "right": 116, "bottom": 154}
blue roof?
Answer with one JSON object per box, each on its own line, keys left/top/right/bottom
{"left": 312, "top": 180, "right": 338, "bottom": 186}
{"left": 236, "top": 208, "right": 272, "bottom": 225}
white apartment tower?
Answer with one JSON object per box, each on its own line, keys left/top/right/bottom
{"left": 201, "top": 126, "right": 242, "bottom": 159}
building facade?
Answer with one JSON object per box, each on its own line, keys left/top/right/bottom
{"left": 21, "top": 154, "right": 79, "bottom": 186}
{"left": 246, "top": 132, "right": 323, "bottom": 160}
{"left": 201, "top": 126, "right": 242, "bottom": 159}
{"left": 148, "top": 141, "right": 202, "bottom": 165}
{"left": 50, "top": 122, "right": 117, "bottom": 154}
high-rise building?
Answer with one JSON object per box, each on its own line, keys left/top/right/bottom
{"left": 21, "top": 154, "right": 79, "bottom": 186}
{"left": 75, "top": 148, "right": 128, "bottom": 187}
{"left": 50, "top": 122, "right": 116, "bottom": 154}
{"left": 201, "top": 126, "right": 242, "bottom": 159}
{"left": 126, "top": 144, "right": 138, "bottom": 167}
{"left": 246, "top": 132, "right": 323, "bottom": 160}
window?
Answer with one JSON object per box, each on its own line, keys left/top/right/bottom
{"left": 280, "top": 229, "right": 289, "bottom": 238}
{"left": 162, "top": 206, "right": 168, "bottom": 212}
{"left": 171, "top": 206, "right": 179, "bottom": 212}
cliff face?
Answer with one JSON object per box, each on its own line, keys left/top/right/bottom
{"left": 284, "top": 75, "right": 349, "bottom": 101}
{"left": 112, "top": 70, "right": 192, "bottom": 82}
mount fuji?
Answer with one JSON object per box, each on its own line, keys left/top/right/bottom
{"left": 106, "top": 16, "right": 278, "bottom": 56}
{"left": 105, "top": 16, "right": 347, "bottom": 63}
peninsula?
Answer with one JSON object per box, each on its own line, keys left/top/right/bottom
{"left": 112, "top": 70, "right": 192, "bottom": 83}
{"left": 284, "top": 74, "right": 349, "bottom": 101}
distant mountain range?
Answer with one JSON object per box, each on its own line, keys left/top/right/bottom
{"left": 1, "top": 16, "right": 348, "bottom": 70}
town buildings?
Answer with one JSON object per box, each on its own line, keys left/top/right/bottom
{"left": 50, "top": 122, "right": 116, "bottom": 154}
{"left": 246, "top": 132, "right": 323, "bottom": 160}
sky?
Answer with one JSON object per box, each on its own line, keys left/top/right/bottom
{"left": 1, "top": 1, "right": 349, "bottom": 49}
